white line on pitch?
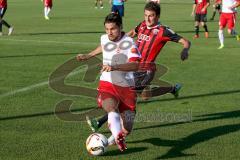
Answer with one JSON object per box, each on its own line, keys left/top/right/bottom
{"left": 0, "top": 63, "right": 99, "bottom": 99}
{"left": 0, "top": 38, "right": 98, "bottom": 45}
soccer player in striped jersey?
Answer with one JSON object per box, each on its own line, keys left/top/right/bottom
{"left": 0, "top": 0, "right": 13, "bottom": 36}
{"left": 191, "top": 0, "right": 210, "bottom": 38}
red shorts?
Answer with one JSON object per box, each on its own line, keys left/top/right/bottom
{"left": 97, "top": 81, "right": 136, "bottom": 113}
{"left": 44, "top": 0, "right": 52, "bottom": 8}
{"left": 219, "top": 13, "right": 236, "bottom": 30}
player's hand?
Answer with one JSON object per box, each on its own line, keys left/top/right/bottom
{"left": 180, "top": 48, "right": 189, "bottom": 61}
{"left": 191, "top": 12, "right": 194, "bottom": 17}
{"left": 76, "top": 54, "right": 90, "bottom": 61}
{"left": 101, "top": 65, "right": 112, "bottom": 72}
{"left": 228, "top": 6, "right": 234, "bottom": 10}
{"left": 201, "top": 8, "right": 206, "bottom": 12}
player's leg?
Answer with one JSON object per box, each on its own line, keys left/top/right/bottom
{"left": 115, "top": 88, "right": 137, "bottom": 151}
{"left": 210, "top": 5, "right": 217, "bottom": 20}
{"left": 0, "top": 8, "right": 13, "bottom": 35}
{"left": 118, "top": 5, "right": 124, "bottom": 17}
{"left": 44, "top": 6, "right": 49, "bottom": 19}
{"left": 111, "top": 5, "right": 117, "bottom": 14}
{"left": 95, "top": 0, "right": 98, "bottom": 8}
{"left": 120, "top": 110, "right": 135, "bottom": 136}
{"left": 101, "top": 94, "right": 122, "bottom": 145}
{"left": 97, "top": 81, "right": 127, "bottom": 151}
{"left": 218, "top": 25, "right": 225, "bottom": 49}
{"left": 227, "top": 13, "right": 239, "bottom": 41}
{"left": 99, "top": 0, "right": 103, "bottom": 9}
{"left": 135, "top": 71, "right": 182, "bottom": 100}
{"left": 0, "top": 8, "right": 3, "bottom": 35}
{"left": 200, "top": 14, "right": 209, "bottom": 38}
{"left": 194, "top": 14, "right": 200, "bottom": 38}
{"left": 218, "top": 13, "right": 226, "bottom": 49}
{"left": 86, "top": 114, "right": 108, "bottom": 132}
{"left": 44, "top": 0, "right": 52, "bottom": 20}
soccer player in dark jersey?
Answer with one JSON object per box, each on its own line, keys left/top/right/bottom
{"left": 0, "top": 0, "right": 13, "bottom": 36}
{"left": 210, "top": 0, "right": 221, "bottom": 20}
{"left": 191, "top": 0, "right": 210, "bottom": 38}
{"left": 85, "top": 2, "right": 191, "bottom": 132}
{"left": 43, "top": 0, "right": 53, "bottom": 20}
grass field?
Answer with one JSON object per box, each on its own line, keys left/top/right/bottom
{"left": 0, "top": 0, "right": 240, "bottom": 159}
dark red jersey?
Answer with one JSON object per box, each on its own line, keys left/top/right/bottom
{"left": 135, "top": 21, "right": 182, "bottom": 65}
{"left": 44, "top": 0, "right": 53, "bottom": 8}
{"left": 194, "top": 0, "right": 209, "bottom": 14}
{"left": 0, "top": 0, "right": 7, "bottom": 8}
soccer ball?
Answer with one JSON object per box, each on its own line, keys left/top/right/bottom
{"left": 86, "top": 133, "right": 108, "bottom": 156}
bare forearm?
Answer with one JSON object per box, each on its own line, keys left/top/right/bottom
{"left": 179, "top": 38, "right": 191, "bottom": 49}
{"left": 112, "top": 62, "right": 139, "bottom": 71}
{"left": 101, "top": 62, "right": 139, "bottom": 72}
{"left": 192, "top": 4, "right": 196, "bottom": 13}
{"left": 88, "top": 45, "right": 102, "bottom": 58}
{"left": 203, "top": 2, "right": 210, "bottom": 10}
{"left": 127, "top": 29, "right": 137, "bottom": 38}
{"left": 76, "top": 45, "right": 102, "bottom": 61}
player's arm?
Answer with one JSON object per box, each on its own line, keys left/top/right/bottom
{"left": 101, "top": 62, "right": 139, "bottom": 72}
{"left": 163, "top": 27, "right": 191, "bottom": 61}
{"left": 178, "top": 38, "right": 191, "bottom": 61}
{"left": 191, "top": 2, "right": 197, "bottom": 16}
{"left": 201, "top": 0, "right": 210, "bottom": 12}
{"left": 76, "top": 45, "right": 102, "bottom": 61}
{"left": 127, "top": 22, "right": 142, "bottom": 38}
{"left": 230, "top": 0, "right": 240, "bottom": 9}
{"left": 127, "top": 29, "right": 137, "bottom": 38}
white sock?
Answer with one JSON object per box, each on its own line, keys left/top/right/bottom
{"left": 47, "top": 7, "right": 51, "bottom": 16}
{"left": 218, "top": 30, "right": 224, "bottom": 46}
{"left": 107, "top": 135, "right": 115, "bottom": 145}
{"left": 44, "top": 7, "right": 48, "bottom": 17}
{"left": 108, "top": 112, "right": 121, "bottom": 139}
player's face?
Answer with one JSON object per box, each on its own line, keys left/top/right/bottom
{"left": 144, "top": 10, "right": 159, "bottom": 27}
{"left": 105, "top": 22, "right": 121, "bottom": 42}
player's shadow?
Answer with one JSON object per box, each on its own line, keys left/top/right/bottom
{"left": 129, "top": 123, "right": 240, "bottom": 159}
{"left": 0, "top": 106, "right": 93, "bottom": 121}
{"left": 134, "top": 110, "right": 240, "bottom": 131}
{"left": 138, "top": 89, "right": 240, "bottom": 104}
{"left": 103, "top": 147, "right": 148, "bottom": 156}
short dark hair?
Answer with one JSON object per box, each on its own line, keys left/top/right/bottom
{"left": 144, "top": 1, "right": 161, "bottom": 16}
{"left": 104, "top": 13, "right": 122, "bottom": 28}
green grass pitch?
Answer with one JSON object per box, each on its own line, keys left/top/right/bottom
{"left": 0, "top": 0, "right": 240, "bottom": 159}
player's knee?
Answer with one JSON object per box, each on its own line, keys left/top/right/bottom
{"left": 122, "top": 127, "right": 131, "bottom": 135}
{"left": 227, "top": 29, "right": 232, "bottom": 34}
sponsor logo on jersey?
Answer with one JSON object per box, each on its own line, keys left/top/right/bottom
{"left": 138, "top": 33, "right": 150, "bottom": 42}
{"left": 153, "top": 29, "right": 159, "bottom": 35}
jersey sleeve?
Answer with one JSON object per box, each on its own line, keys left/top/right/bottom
{"left": 134, "top": 21, "right": 144, "bottom": 34}
{"left": 162, "top": 27, "right": 182, "bottom": 43}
